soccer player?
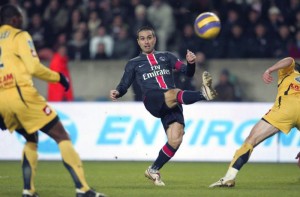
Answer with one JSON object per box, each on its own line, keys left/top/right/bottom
{"left": 209, "top": 57, "right": 300, "bottom": 188}
{"left": 0, "top": 4, "right": 105, "bottom": 197}
{"left": 110, "top": 26, "right": 217, "bottom": 186}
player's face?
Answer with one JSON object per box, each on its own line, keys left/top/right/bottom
{"left": 137, "top": 30, "right": 156, "bottom": 54}
{"left": 12, "top": 15, "right": 23, "bottom": 29}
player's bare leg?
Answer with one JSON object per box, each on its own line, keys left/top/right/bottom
{"left": 145, "top": 122, "right": 184, "bottom": 186}
{"left": 44, "top": 119, "right": 106, "bottom": 196}
{"left": 209, "top": 120, "right": 279, "bottom": 187}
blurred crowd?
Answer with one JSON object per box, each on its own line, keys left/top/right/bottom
{"left": 2, "top": 0, "right": 300, "bottom": 62}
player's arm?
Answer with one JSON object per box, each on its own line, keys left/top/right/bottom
{"left": 111, "top": 62, "right": 135, "bottom": 100}
{"left": 169, "top": 51, "right": 195, "bottom": 77}
{"left": 262, "top": 57, "right": 294, "bottom": 84}
{"left": 15, "top": 31, "right": 60, "bottom": 82}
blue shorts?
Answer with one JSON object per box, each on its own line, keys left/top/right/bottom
{"left": 143, "top": 89, "right": 185, "bottom": 131}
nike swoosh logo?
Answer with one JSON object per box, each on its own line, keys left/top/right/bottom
{"left": 139, "top": 64, "right": 145, "bottom": 67}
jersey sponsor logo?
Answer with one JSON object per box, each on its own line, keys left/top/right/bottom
{"left": 146, "top": 53, "right": 168, "bottom": 89}
{"left": 290, "top": 83, "right": 300, "bottom": 91}
{"left": 159, "top": 56, "right": 166, "bottom": 61}
{"left": 27, "top": 40, "right": 37, "bottom": 57}
{"left": 43, "top": 105, "right": 52, "bottom": 115}
{"left": 0, "top": 73, "right": 14, "bottom": 87}
{"left": 295, "top": 76, "right": 300, "bottom": 83}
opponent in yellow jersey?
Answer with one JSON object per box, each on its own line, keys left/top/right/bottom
{"left": 0, "top": 4, "right": 105, "bottom": 197}
{"left": 209, "top": 57, "right": 300, "bottom": 188}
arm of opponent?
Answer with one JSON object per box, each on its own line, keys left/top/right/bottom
{"left": 262, "top": 57, "right": 295, "bottom": 84}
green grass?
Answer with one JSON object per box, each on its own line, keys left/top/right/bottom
{"left": 0, "top": 161, "right": 299, "bottom": 197}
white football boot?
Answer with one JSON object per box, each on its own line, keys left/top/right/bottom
{"left": 144, "top": 166, "right": 165, "bottom": 186}
{"left": 209, "top": 177, "right": 235, "bottom": 188}
{"left": 201, "top": 71, "right": 217, "bottom": 100}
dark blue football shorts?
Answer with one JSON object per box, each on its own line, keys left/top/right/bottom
{"left": 143, "top": 89, "right": 185, "bottom": 131}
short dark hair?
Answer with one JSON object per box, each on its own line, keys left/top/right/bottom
{"left": 136, "top": 26, "right": 156, "bottom": 38}
{"left": 0, "top": 4, "right": 21, "bottom": 25}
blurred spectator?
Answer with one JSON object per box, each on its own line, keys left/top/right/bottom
{"left": 53, "top": 32, "right": 68, "bottom": 51}
{"left": 48, "top": 45, "right": 74, "bottom": 101}
{"left": 272, "top": 24, "right": 292, "bottom": 58}
{"left": 98, "top": 0, "right": 114, "bottom": 27}
{"left": 67, "top": 30, "right": 90, "bottom": 60}
{"left": 225, "top": 24, "right": 247, "bottom": 58}
{"left": 129, "top": 4, "right": 153, "bottom": 39}
{"left": 246, "top": 23, "right": 272, "bottom": 58}
{"left": 289, "top": 30, "right": 300, "bottom": 58}
{"left": 245, "top": 8, "right": 261, "bottom": 36}
{"left": 214, "top": 69, "right": 240, "bottom": 102}
{"left": 221, "top": 8, "right": 242, "bottom": 38}
{"left": 110, "top": 15, "right": 127, "bottom": 39}
{"left": 87, "top": 10, "right": 102, "bottom": 37}
{"left": 27, "top": 13, "right": 50, "bottom": 51}
{"left": 112, "top": 26, "right": 136, "bottom": 59}
{"left": 90, "top": 26, "right": 114, "bottom": 59}
{"left": 147, "top": 0, "right": 175, "bottom": 51}
{"left": 66, "top": 8, "right": 85, "bottom": 38}
{"left": 94, "top": 43, "right": 109, "bottom": 60}
{"left": 178, "top": 24, "right": 201, "bottom": 60}
{"left": 43, "top": 0, "right": 68, "bottom": 38}
{"left": 266, "top": 6, "right": 284, "bottom": 39}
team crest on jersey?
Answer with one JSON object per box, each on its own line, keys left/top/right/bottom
{"left": 295, "top": 76, "right": 300, "bottom": 83}
{"left": 27, "top": 40, "right": 37, "bottom": 57}
{"left": 43, "top": 105, "right": 52, "bottom": 115}
{"left": 159, "top": 56, "right": 166, "bottom": 61}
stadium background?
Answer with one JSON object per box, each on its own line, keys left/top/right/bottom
{"left": 0, "top": 0, "right": 300, "bottom": 163}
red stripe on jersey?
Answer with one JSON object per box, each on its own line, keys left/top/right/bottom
{"left": 174, "top": 60, "right": 183, "bottom": 71}
{"left": 146, "top": 53, "right": 168, "bottom": 89}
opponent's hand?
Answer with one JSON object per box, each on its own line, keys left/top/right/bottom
{"left": 59, "top": 73, "right": 70, "bottom": 91}
{"left": 262, "top": 69, "right": 273, "bottom": 84}
{"left": 186, "top": 49, "right": 196, "bottom": 64}
{"left": 295, "top": 152, "right": 300, "bottom": 168}
{"left": 110, "top": 90, "right": 120, "bottom": 101}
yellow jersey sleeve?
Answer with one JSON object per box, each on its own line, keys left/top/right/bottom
{"left": 15, "top": 31, "right": 60, "bottom": 82}
{"left": 277, "top": 58, "right": 295, "bottom": 80}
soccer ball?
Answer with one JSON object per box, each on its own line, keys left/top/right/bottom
{"left": 194, "top": 12, "right": 221, "bottom": 39}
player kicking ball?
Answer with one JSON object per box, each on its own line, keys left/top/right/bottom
{"left": 209, "top": 57, "right": 300, "bottom": 188}
{"left": 110, "top": 26, "right": 217, "bottom": 186}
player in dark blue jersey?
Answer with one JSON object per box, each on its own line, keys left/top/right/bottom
{"left": 110, "top": 26, "right": 217, "bottom": 186}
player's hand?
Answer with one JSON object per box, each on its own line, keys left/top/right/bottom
{"left": 59, "top": 73, "right": 70, "bottom": 91}
{"left": 262, "top": 69, "right": 273, "bottom": 84}
{"left": 295, "top": 152, "right": 300, "bottom": 168}
{"left": 110, "top": 90, "right": 120, "bottom": 101}
{"left": 186, "top": 49, "right": 196, "bottom": 64}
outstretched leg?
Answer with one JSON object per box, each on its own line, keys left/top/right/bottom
{"left": 209, "top": 119, "right": 279, "bottom": 187}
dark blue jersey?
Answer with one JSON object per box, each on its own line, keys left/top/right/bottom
{"left": 116, "top": 51, "right": 195, "bottom": 97}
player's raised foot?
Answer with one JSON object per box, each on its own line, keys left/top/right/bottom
{"left": 201, "top": 71, "right": 217, "bottom": 100}
{"left": 76, "top": 188, "right": 106, "bottom": 197}
{"left": 209, "top": 177, "right": 235, "bottom": 188}
{"left": 144, "top": 166, "right": 165, "bottom": 186}
{"left": 22, "top": 190, "right": 39, "bottom": 197}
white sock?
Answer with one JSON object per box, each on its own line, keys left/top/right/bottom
{"left": 225, "top": 167, "right": 239, "bottom": 179}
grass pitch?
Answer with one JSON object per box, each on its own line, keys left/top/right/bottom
{"left": 0, "top": 161, "right": 299, "bottom": 197}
